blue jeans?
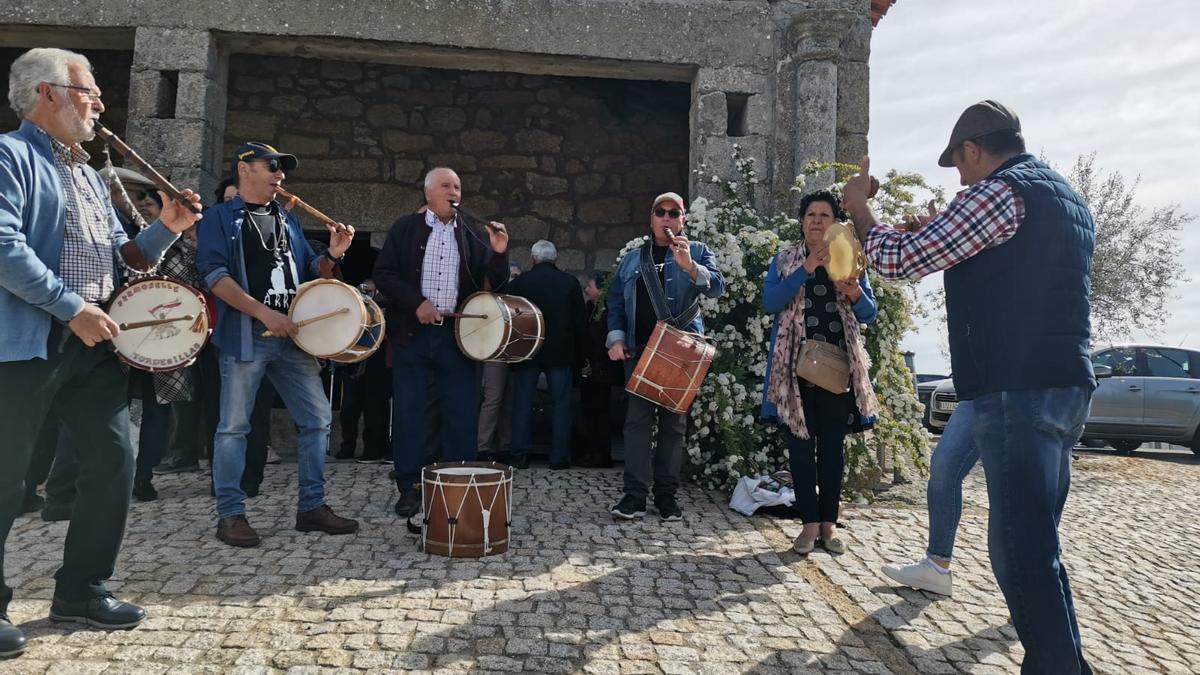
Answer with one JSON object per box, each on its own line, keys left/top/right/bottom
{"left": 974, "top": 386, "right": 1092, "bottom": 675}
{"left": 391, "top": 323, "right": 479, "bottom": 490}
{"left": 926, "top": 399, "right": 979, "bottom": 561}
{"left": 212, "top": 336, "right": 331, "bottom": 518}
{"left": 510, "top": 365, "right": 573, "bottom": 464}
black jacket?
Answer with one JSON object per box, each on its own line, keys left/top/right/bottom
{"left": 373, "top": 213, "right": 509, "bottom": 345}
{"left": 506, "top": 261, "right": 586, "bottom": 369}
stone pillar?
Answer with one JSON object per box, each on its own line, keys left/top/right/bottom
{"left": 789, "top": 9, "right": 857, "bottom": 191}
{"left": 690, "top": 67, "right": 772, "bottom": 211}
{"left": 837, "top": 15, "right": 873, "bottom": 165}
{"left": 127, "top": 27, "right": 227, "bottom": 203}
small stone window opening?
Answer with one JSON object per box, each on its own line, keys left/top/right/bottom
{"left": 153, "top": 70, "right": 179, "bottom": 119}
{"left": 726, "top": 92, "right": 750, "bottom": 137}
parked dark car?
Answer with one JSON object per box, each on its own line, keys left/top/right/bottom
{"left": 924, "top": 345, "right": 1200, "bottom": 455}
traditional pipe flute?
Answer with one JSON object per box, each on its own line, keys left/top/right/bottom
{"left": 450, "top": 201, "right": 503, "bottom": 234}
{"left": 274, "top": 186, "right": 349, "bottom": 233}
{"left": 93, "top": 121, "right": 202, "bottom": 215}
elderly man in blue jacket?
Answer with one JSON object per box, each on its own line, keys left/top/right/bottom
{"left": 606, "top": 192, "right": 725, "bottom": 522}
{"left": 196, "top": 141, "right": 360, "bottom": 549}
{"left": 0, "top": 48, "right": 201, "bottom": 656}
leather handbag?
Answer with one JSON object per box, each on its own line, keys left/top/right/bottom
{"left": 795, "top": 339, "right": 850, "bottom": 394}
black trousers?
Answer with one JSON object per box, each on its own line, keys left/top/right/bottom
{"left": 579, "top": 383, "right": 613, "bottom": 462}
{"left": 785, "top": 385, "right": 854, "bottom": 524}
{"left": 0, "top": 324, "right": 134, "bottom": 609}
{"left": 339, "top": 349, "right": 391, "bottom": 458}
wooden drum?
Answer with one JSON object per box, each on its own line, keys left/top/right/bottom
{"left": 625, "top": 321, "right": 716, "bottom": 414}
{"left": 420, "top": 461, "right": 513, "bottom": 558}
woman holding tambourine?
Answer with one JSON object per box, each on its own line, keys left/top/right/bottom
{"left": 760, "top": 189, "right": 881, "bottom": 556}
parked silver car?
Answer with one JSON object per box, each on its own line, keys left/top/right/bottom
{"left": 924, "top": 344, "right": 1200, "bottom": 456}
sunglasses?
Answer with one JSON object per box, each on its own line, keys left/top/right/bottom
{"left": 130, "top": 190, "right": 154, "bottom": 201}
{"left": 654, "top": 207, "right": 682, "bottom": 219}
{"left": 257, "top": 158, "right": 283, "bottom": 172}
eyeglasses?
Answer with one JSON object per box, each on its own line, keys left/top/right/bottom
{"left": 129, "top": 189, "right": 154, "bottom": 201}
{"left": 47, "top": 83, "right": 102, "bottom": 103}
{"left": 257, "top": 158, "right": 283, "bottom": 172}
{"left": 654, "top": 208, "right": 682, "bottom": 219}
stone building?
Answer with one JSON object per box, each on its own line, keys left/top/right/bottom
{"left": 1, "top": 0, "right": 896, "bottom": 277}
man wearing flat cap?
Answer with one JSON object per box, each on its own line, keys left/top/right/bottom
{"left": 605, "top": 192, "right": 725, "bottom": 522}
{"left": 841, "top": 101, "right": 1097, "bottom": 674}
{"left": 196, "top": 141, "right": 359, "bottom": 548}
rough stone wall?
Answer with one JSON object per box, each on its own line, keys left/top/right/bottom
{"left": 0, "top": 47, "right": 132, "bottom": 169}
{"left": 224, "top": 55, "right": 690, "bottom": 274}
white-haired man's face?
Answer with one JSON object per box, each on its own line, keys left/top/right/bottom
{"left": 424, "top": 169, "right": 461, "bottom": 222}
{"left": 45, "top": 63, "right": 103, "bottom": 144}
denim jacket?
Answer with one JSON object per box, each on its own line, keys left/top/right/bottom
{"left": 605, "top": 238, "right": 725, "bottom": 351}
{"left": 0, "top": 120, "right": 178, "bottom": 362}
{"left": 196, "top": 196, "right": 324, "bottom": 362}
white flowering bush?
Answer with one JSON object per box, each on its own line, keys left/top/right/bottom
{"left": 609, "top": 148, "right": 938, "bottom": 496}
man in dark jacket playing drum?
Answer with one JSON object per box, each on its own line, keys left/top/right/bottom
{"left": 606, "top": 192, "right": 725, "bottom": 522}
{"left": 373, "top": 167, "right": 510, "bottom": 519}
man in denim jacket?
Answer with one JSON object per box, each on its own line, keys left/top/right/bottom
{"left": 196, "top": 142, "right": 359, "bottom": 548}
{"left": 605, "top": 193, "right": 725, "bottom": 521}
{"left": 0, "top": 48, "right": 201, "bottom": 655}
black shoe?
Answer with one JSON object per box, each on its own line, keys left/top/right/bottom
{"left": 549, "top": 461, "right": 570, "bottom": 470}
{"left": 0, "top": 613, "right": 25, "bottom": 659}
{"left": 49, "top": 594, "right": 145, "bottom": 629}
{"left": 132, "top": 477, "right": 157, "bottom": 502}
{"left": 394, "top": 488, "right": 421, "bottom": 518}
{"left": 355, "top": 453, "right": 383, "bottom": 464}
{"left": 512, "top": 455, "right": 531, "bottom": 470}
{"left": 610, "top": 495, "right": 646, "bottom": 520}
{"left": 153, "top": 461, "right": 200, "bottom": 475}
{"left": 40, "top": 503, "right": 72, "bottom": 522}
{"left": 655, "top": 494, "right": 683, "bottom": 522}
{"left": 334, "top": 448, "right": 355, "bottom": 461}
{"left": 20, "top": 492, "right": 44, "bottom": 514}
{"left": 240, "top": 484, "right": 260, "bottom": 498}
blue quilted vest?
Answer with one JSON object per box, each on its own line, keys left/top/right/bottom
{"left": 944, "top": 154, "right": 1096, "bottom": 399}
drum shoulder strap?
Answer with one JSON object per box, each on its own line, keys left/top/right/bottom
{"left": 639, "top": 240, "right": 700, "bottom": 329}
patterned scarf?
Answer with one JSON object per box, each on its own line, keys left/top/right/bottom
{"left": 766, "top": 243, "right": 881, "bottom": 439}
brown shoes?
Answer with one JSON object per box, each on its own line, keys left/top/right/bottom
{"left": 216, "top": 515, "right": 261, "bottom": 548}
{"left": 296, "top": 505, "right": 359, "bottom": 535}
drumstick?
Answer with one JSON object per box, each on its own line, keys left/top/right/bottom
{"left": 440, "top": 312, "right": 489, "bottom": 320}
{"left": 119, "top": 315, "right": 196, "bottom": 330}
{"left": 261, "top": 306, "right": 350, "bottom": 337}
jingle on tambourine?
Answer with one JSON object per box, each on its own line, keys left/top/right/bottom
{"left": 823, "top": 221, "right": 868, "bottom": 282}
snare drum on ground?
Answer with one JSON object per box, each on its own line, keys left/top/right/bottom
{"left": 108, "top": 276, "right": 211, "bottom": 372}
{"left": 421, "top": 461, "right": 513, "bottom": 557}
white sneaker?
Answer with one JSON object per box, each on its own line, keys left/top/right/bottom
{"left": 882, "top": 558, "right": 953, "bottom": 596}
{"left": 266, "top": 447, "right": 282, "bottom": 465}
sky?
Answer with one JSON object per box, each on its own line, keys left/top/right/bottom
{"left": 869, "top": 0, "right": 1200, "bottom": 375}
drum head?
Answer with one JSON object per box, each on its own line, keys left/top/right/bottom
{"left": 290, "top": 280, "right": 366, "bottom": 358}
{"left": 433, "top": 466, "right": 503, "bottom": 477}
{"left": 455, "top": 293, "right": 506, "bottom": 361}
{"left": 109, "top": 278, "right": 209, "bottom": 372}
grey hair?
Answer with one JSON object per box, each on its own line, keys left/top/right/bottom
{"left": 531, "top": 239, "right": 557, "bottom": 263}
{"left": 8, "top": 48, "right": 92, "bottom": 118}
{"left": 423, "top": 166, "right": 458, "bottom": 189}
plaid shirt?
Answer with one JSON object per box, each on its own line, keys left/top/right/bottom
{"left": 864, "top": 178, "right": 1025, "bottom": 280}
{"left": 421, "top": 210, "right": 461, "bottom": 313}
{"left": 47, "top": 134, "right": 117, "bottom": 302}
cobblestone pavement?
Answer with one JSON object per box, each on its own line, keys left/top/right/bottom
{"left": 5, "top": 449, "right": 1199, "bottom": 674}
